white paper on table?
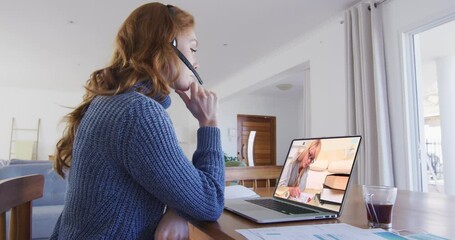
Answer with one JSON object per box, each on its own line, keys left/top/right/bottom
{"left": 224, "top": 185, "right": 260, "bottom": 199}
{"left": 236, "top": 223, "right": 406, "bottom": 240}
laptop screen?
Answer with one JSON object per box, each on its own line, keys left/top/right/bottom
{"left": 274, "top": 136, "right": 361, "bottom": 213}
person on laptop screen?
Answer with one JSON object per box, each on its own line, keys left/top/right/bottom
{"left": 278, "top": 140, "right": 322, "bottom": 199}
{"left": 224, "top": 136, "right": 361, "bottom": 224}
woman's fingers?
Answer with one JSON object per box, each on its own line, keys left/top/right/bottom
{"left": 175, "top": 89, "right": 190, "bottom": 107}
{"left": 178, "top": 82, "right": 218, "bottom": 127}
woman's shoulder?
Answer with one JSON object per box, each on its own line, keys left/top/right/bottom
{"left": 90, "top": 92, "right": 169, "bottom": 127}
{"left": 122, "top": 92, "right": 172, "bottom": 123}
{"left": 100, "top": 91, "right": 163, "bottom": 109}
{"left": 124, "top": 91, "right": 171, "bottom": 108}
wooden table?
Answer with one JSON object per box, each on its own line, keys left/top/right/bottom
{"left": 188, "top": 185, "right": 455, "bottom": 239}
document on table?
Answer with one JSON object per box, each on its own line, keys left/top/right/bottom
{"left": 237, "top": 223, "right": 415, "bottom": 240}
{"left": 224, "top": 185, "right": 260, "bottom": 199}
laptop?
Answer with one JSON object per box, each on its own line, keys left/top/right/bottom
{"left": 224, "top": 135, "right": 362, "bottom": 223}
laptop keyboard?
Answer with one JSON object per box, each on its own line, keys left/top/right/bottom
{"left": 246, "top": 198, "right": 317, "bottom": 215}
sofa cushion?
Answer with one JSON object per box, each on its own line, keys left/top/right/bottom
{"left": 4, "top": 205, "right": 63, "bottom": 239}
{"left": 309, "top": 159, "right": 329, "bottom": 171}
{"left": 10, "top": 159, "right": 51, "bottom": 165}
{"left": 0, "top": 162, "right": 67, "bottom": 206}
{"left": 0, "top": 161, "right": 66, "bottom": 239}
{"left": 327, "top": 160, "right": 353, "bottom": 174}
{"left": 42, "top": 168, "right": 68, "bottom": 206}
{"left": 32, "top": 205, "right": 64, "bottom": 238}
{"left": 306, "top": 170, "right": 330, "bottom": 190}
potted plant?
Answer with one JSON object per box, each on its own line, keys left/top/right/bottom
{"left": 224, "top": 152, "right": 246, "bottom": 167}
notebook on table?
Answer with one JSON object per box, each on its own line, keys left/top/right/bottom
{"left": 224, "top": 135, "right": 362, "bottom": 223}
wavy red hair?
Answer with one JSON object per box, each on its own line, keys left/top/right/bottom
{"left": 54, "top": 3, "right": 194, "bottom": 177}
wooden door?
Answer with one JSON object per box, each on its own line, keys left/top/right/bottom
{"left": 237, "top": 114, "right": 276, "bottom": 166}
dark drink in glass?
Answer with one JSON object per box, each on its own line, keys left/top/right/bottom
{"left": 365, "top": 203, "right": 394, "bottom": 229}
{"left": 362, "top": 185, "right": 397, "bottom": 230}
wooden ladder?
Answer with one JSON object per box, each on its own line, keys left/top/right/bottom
{"left": 8, "top": 118, "right": 41, "bottom": 160}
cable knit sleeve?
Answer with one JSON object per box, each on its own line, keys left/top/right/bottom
{"left": 121, "top": 96, "right": 224, "bottom": 221}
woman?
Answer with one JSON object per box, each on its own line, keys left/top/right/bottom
{"left": 278, "top": 140, "right": 321, "bottom": 198}
{"left": 51, "top": 3, "right": 224, "bottom": 239}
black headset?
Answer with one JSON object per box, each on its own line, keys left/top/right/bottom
{"left": 170, "top": 39, "right": 203, "bottom": 85}
{"left": 167, "top": 5, "right": 203, "bottom": 85}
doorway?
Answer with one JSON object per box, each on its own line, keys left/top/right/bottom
{"left": 237, "top": 114, "right": 276, "bottom": 166}
{"left": 407, "top": 18, "right": 455, "bottom": 194}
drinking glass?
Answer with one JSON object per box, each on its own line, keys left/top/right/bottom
{"left": 361, "top": 185, "right": 397, "bottom": 230}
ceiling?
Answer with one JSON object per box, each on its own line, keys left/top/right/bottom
{"left": 0, "top": 0, "right": 360, "bottom": 98}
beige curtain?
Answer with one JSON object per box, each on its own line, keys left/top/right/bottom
{"left": 345, "top": 2, "right": 395, "bottom": 186}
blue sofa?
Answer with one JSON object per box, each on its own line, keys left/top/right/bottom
{"left": 0, "top": 159, "right": 67, "bottom": 239}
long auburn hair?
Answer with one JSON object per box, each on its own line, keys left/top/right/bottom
{"left": 54, "top": 3, "right": 194, "bottom": 178}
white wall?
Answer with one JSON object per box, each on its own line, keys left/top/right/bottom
{"left": 166, "top": 91, "right": 199, "bottom": 158}
{"left": 421, "top": 61, "right": 438, "bottom": 117}
{"left": 219, "top": 94, "right": 300, "bottom": 166}
{"left": 0, "top": 87, "right": 198, "bottom": 161}
{"left": 0, "top": 87, "right": 83, "bottom": 160}
{"left": 381, "top": 0, "right": 455, "bottom": 189}
{"left": 0, "top": 83, "right": 299, "bottom": 165}
{"left": 214, "top": 15, "right": 349, "bottom": 149}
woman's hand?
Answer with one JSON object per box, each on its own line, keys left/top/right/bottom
{"left": 154, "top": 208, "right": 189, "bottom": 240}
{"left": 289, "top": 187, "right": 301, "bottom": 198}
{"left": 175, "top": 82, "right": 218, "bottom": 127}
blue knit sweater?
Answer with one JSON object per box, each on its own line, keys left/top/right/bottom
{"left": 50, "top": 89, "right": 224, "bottom": 239}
